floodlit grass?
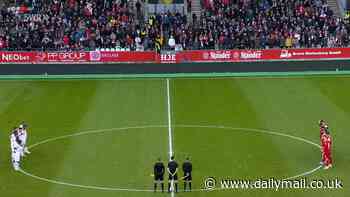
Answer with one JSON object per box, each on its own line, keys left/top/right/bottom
{"left": 0, "top": 76, "right": 348, "bottom": 197}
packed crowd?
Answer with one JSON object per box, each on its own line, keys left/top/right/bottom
{"left": 199, "top": 0, "right": 350, "bottom": 49}
{"left": 0, "top": 0, "right": 349, "bottom": 51}
{"left": 0, "top": 0, "right": 146, "bottom": 50}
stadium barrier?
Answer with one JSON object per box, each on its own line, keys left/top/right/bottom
{"left": 0, "top": 48, "right": 350, "bottom": 63}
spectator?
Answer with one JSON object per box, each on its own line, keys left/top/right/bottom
{"left": 0, "top": 37, "right": 4, "bottom": 49}
{"left": 135, "top": 34, "right": 143, "bottom": 51}
{"left": 187, "top": 0, "right": 191, "bottom": 13}
{"left": 168, "top": 35, "right": 176, "bottom": 50}
{"left": 136, "top": 0, "right": 142, "bottom": 20}
{"left": 285, "top": 35, "right": 293, "bottom": 48}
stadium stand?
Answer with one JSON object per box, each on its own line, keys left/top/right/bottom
{"left": 0, "top": 0, "right": 349, "bottom": 51}
{"left": 199, "top": 0, "right": 349, "bottom": 49}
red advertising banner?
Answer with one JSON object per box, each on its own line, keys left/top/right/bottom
{"left": 0, "top": 51, "right": 156, "bottom": 63}
{"left": 0, "top": 48, "right": 349, "bottom": 63}
{"left": 157, "top": 51, "right": 177, "bottom": 63}
{"left": 36, "top": 51, "right": 91, "bottom": 62}
{"left": 177, "top": 48, "right": 350, "bottom": 62}
{"left": 176, "top": 50, "right": 234, "bottom": 63}
{"left": 90, "top": 51, "right": 155, "bottom": 62}
{"left": 274, "top": 48, "right": 350, "bottom": 60}
{"left": 0, "top": 52, "right": 36, "bottom": 63}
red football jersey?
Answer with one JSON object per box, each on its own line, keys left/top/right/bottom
{"left": 321, "top": 134, "right": 331, "bottom": 151}
{"left": 320, "top": 127, "right": 325, "bottom": 139}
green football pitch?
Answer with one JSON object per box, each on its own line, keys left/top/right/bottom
{"left": 0, "top": 75, "right": 348, "bottom": 197}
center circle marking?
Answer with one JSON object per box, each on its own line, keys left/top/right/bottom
{"left": 20, "top": 125, "right": 322, "bottom": 192}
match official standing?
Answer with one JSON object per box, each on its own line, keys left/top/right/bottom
{"left": 153, "top": 158, "right": 165, "bottom": 192}
{"left": 167, "top": 156, "right": 178, "bottom": 193}
{"left": 182, "top": 157, "right": 192, "bottom": 191}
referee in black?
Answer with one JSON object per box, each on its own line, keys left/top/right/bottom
{"left": 182, "top": 157, "right": 192, "bottom": 191}
{"left": 153, "top": 158, "right": 165, "bottom": 192}
{"left": 167, "top": 156, "right": 178, "bottom": 193}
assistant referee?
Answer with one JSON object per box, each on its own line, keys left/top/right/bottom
{"left": 153, "top": 158, "right": 165, "bottom": 192}
{"left": 182, "top": 157, "right": 192, "bottom": 191}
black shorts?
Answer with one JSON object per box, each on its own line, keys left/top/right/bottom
{"left": 183, "top": 173, "right": 192, "bottom": 181}
{"left": 154, "top": 174, "right": 164, "bottom": 181}
{"left": 168, "top": 173, "right": 178, "bottom": 181}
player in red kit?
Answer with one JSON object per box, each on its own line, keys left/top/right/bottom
{"left": 318, "top": 120, "right": 327, "bottom": 165}
{"left": 319, "top": 120, "right": 326, "bottom": 139}
{"left": 321, "top": 128, "right": 332, "bottom": 169}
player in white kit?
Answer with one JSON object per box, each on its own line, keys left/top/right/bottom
{"left": 18, "top": 124, "right": 30, "bottom": 157}
{"left": 10, "top": 128, "right": 22, "bottom": 171}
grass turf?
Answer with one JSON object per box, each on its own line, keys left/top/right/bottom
{"left": 0, "top": 76, "right": 348, "bottom": 197}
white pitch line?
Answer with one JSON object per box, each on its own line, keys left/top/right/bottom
{"left": 20, "top": 125, "right": 324, "bottom": 193}
{"left": 166, "top": 78, "right": 174, "bottom": 157}
{"left": 28, "top": 125, "right": 167, "bottom": 149}
{"left": 176, "top": 125, "right": 321, "bottom": 148}
{"left": 19, "top": 169, "right": 154, "bottom": 192}
{"left": 166, "top": 78, "right": 175, "bottom": 197}
{"left": 283, "top": 165, "right": 323, "bottom": 180}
